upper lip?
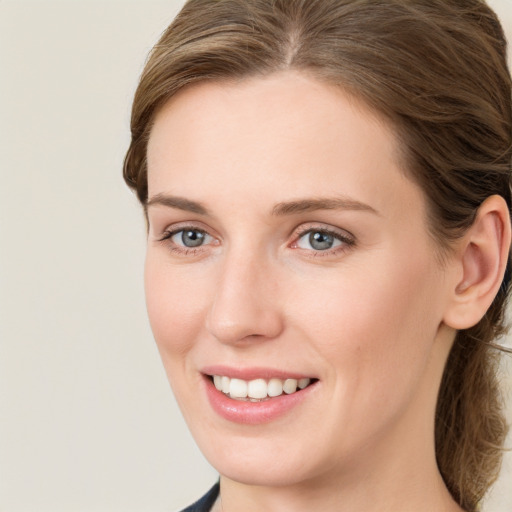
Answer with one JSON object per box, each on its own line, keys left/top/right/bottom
{"left": 201, "top": 365, "right": 315, "bottom": 381}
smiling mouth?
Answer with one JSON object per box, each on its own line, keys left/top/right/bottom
{"left": 209, "top": 375, "right": 317, "bottom": 402}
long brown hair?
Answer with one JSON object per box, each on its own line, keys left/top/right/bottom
{"left": 123, "top": 1, "right": 512, "bottom": 510}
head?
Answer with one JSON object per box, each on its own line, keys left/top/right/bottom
{"left": 124, "top": 1, "right": 512, "bottom": 510}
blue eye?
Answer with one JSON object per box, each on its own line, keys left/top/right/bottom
{"left": 296, "top": 230, "right": 345, "bottom": 251}
{"left": 171, "top": 229, "right": 212, "bottom": 248}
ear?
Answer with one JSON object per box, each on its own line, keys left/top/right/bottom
{"left": 443, "top": 195, "right": 511, "bottom": 330}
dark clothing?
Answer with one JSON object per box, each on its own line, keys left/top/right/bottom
{"left": 180, "top": 482, "right": 220, "bottom": 512}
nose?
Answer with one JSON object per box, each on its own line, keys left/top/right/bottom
{"left": 205, "top": 251, "right": 284, "bottom": 345}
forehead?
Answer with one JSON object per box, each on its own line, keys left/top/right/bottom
{"left": 148, "top": 71, "right": 395, "bottom": 158}
{"left": 146, "top": 70, "right": 423, "bottom": 221}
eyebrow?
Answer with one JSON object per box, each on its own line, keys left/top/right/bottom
{"left": 145, "top": 194, "right": 379, "bottom": 217}
{"left": 272, "top": 197, "right": 379, "bottom": 216}
{"left": 146, "top": 193, "right": 210, "bottom": 215}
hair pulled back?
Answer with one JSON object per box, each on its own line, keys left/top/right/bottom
{"left": 123, "top": 1, "right": 512, "bottom": 510}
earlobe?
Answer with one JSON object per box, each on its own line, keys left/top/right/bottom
{"left": 443, "top": 195, "right": 511, "bottom": 330}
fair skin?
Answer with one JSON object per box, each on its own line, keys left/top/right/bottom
{"left": 144, "top": 71, "right": 509, "bottom": 512}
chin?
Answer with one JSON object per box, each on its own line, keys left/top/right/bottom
{"left": 213, "top": 456, "right": 320, "bottom": 488}
{"left": 192, "top": 427, "right": 332, "bottom": 488}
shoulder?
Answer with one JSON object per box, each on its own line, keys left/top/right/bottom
{"left": 179, "top": 482, "right": 220, "bottom": 512}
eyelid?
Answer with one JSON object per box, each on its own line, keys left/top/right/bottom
{"left": 154, "top": 220, "right": 355, "bottom": 257}
{"left": 156, "top": 222, "right": 220, "bottom": 256}
{"left": 292, "top": 222, "right": 355, "bottom": 240}
{"left": 155, "top": 220, "right": 217, "bottom": 240}
{"left": 162, "top": 227, "right": 212, "bottom": 246}
{"left": 290, "top": 223, "right": 356, "bottom": 253}
{"left": 158, "top": 225, "right": 208, "bottom": 242}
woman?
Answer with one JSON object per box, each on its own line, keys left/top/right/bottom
{"left": 124, "top": 1, "right": 511, "bottom": 511}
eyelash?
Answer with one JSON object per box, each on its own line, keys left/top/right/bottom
{"left": 158, "top": 226, "right": 214, "bottom": 256}
{"left": 157, "top": 224, "right": 355, "bottom": 257}
{"left": 292, "top": 225, "right": 355, "bottom": 257}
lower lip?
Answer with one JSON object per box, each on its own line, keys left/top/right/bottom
{"left": 203, "top": 376, "right": 318, "bottom": 425}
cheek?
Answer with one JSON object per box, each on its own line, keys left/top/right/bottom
{"left": 144, "top": 254, "right": 207, "bottom": 358}
{"left": 288, "top": 253, "right": 444, "bottom": 393}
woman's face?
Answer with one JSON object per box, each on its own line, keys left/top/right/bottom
{"left": 145, "top": 71, "right": 457, "bottom": 487}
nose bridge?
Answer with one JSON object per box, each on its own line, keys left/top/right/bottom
{"left": 206, "top": 242, "right": 283, "bottom": 344}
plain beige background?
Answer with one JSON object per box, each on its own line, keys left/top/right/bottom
{"left": 0, "top": 1, "right": 511, "bottom": 511}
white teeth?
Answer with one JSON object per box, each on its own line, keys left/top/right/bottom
{"left": 267, "top": 378, "right": 284, "bottom": 397}
{"left": 247, "top": 379, "right": 267, "bottom": 399}
{"left": 298, "top": 378, "right": 310, "bottom": 389}
{"left": 212, "top": 375, "right": 312, "bottom": 400}
{"left": 221, "top": 376, "right": 230, "bottom": 394}
{"left": 229, "top": 378, "right": 248, "bottom": 398}
{"left": 283, "top": 378, "right": 298, "bottom": 394}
